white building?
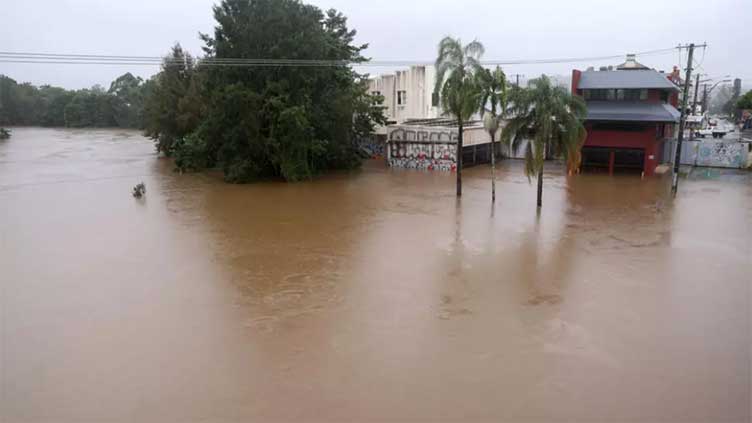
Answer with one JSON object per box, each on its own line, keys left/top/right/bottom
{"left": 368, "top": 65, "right": 526, "bottom": 169}
{"left": 368, "top": 66, "right": 442, "bottom": 133}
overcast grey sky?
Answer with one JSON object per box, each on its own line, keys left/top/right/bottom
{"left": 1, "top": 0, "right": 750, "bottom": 89}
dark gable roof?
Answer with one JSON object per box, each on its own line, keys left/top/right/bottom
{"left": 579, "top": 70, "right": 678, "bottom": 90}
{"left": 586, "top": 101, "right": 680, "bottom": 123}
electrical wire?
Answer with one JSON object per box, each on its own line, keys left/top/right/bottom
{"left": 693, "top": 45, "right": 707, "bottom": 69}
{"left": 0, "top": 47, "right": 678, "bottom": 67}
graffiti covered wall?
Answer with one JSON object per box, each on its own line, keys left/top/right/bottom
{"left": 387, "top": 125, "right": 459, "bottom": 171}
{"left": 664, "top": 140, "right": 750, "bottom": 169}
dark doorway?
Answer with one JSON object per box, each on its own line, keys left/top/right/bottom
{"left": 582, "top": 147, "right": 645, "bottom": 175}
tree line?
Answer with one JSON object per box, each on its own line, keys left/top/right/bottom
{"left": 0, "top": 73, "right": 150, "bottom": 129}
{"left": 2, "top": 0, "right": 590, "bottom": 202}
{"left": 1, "top": 0, "right": 386, "bottom": 182}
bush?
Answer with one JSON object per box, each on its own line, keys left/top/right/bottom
{"left": 173, "top": 131, "right": 212, "bottom": 172}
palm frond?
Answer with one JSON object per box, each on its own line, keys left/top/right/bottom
{"left": 435, "top": 36, "right": 485, "bottom": 122}
{"left": 464, "top": 40, "right": 485, "bottom": 60}
{"left": 502, "top": 73, "right": 588, "bottom": 180}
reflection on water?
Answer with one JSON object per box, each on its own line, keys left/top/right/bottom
{"left": 1, "top": 128, "right": 750, "bottom": 422}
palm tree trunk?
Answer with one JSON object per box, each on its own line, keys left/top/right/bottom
{"left": 536, "top": 167, "right": 543, "bottom": 208}
{"left": 456, "top": 120, "right": 463, "bottom": 197}
{"left": 490, "top": 130, "right": 496, "bottom": 203}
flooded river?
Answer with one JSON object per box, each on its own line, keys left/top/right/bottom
{"left": 1, "top": 128, "right": 750, "bottom": 422}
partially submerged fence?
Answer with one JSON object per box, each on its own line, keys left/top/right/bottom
{"left": 664, "top": 139, "right": 751, "bottom": 169}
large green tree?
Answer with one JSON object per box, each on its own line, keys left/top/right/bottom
{"left": 109, "top": 73, "right": 146, "bottom": 128}
{"left": 476, "top": 66, "right": 507, "bottom": 203}
{"left": 64, "top": 86, "right": 116, "bottom": 128}
{"left": 434, "top": 37, "right": 484, "bottom": 197}
{"left": 174, "top": 0, "right": 385, "bottom": 182}
{"left": 38, "top": 85, "right": 74, "bottom": 127}
{"left": 143, "top": 44, "right": 202, "bottom": 156}
{"left": 502, "top": 75, "right": 587, "bottom": 209}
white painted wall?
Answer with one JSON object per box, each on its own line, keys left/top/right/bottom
{"left": 368, "top": 65, "right": 442, "bottom": 127}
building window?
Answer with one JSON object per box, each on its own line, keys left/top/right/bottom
{"left": 592, "top": 123, "right": 648, "bottom": 132}
{"left": 660, "top": 91, "right": 669, "bottom": 103}
{"left": 397, "top": 90, "right": 407, "bottom": 105}
{"left": 432, "top": 91, "right": 439, "bottom": 107}
{"left": 617, "top": 89, "right": 648, "bottom": 101}
{"left": 587, "top": 89, "right": 648, "bottom": 101}
{"left": 585, "top": 89, "right": 612, "bottom": 101}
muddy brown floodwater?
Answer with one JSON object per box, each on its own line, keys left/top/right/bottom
{"left": 1, "top": 128, "right": 750, "bottom": 422}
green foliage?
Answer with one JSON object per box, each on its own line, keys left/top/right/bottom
{"left": 173, "top": 129, "right": 212, "bottom": 172}
{"left": 477, "top": 66, "right": 507, "bottom": 120}
{"left": 434, "top": 37, "right": 484, "bottom": 124}
{"left": 477, "top": 66, "right": 508, "bottom": 202}
{"left": 109, "top": 73, "right": 147, "bottom": 128}
{"left": 143, "top": 44, "right": 203, "bottom": 156}
{"left": 477, "top": 66, "right": 507, "bottom": 139}
{"left": 502, "top": 75, "right": 587, "bottom": 206}
{"left": 504, "top": 75, "right": 587, "bottom": 178}
{"left": 434, "top": 36, "right": 485, "bottom": 196}
{"left": 736, "top": 90, "right": 752, "bottom": 110}
{"left": 0, "top": 73, "right": 149, "bottom": 128}
{"left": 142, "top": 0, "right": 385, "bottom": 182}
{"left": 64, "top": 88, "right": 117, "bottom": 128}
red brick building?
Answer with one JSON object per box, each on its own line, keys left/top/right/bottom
{"left": 572, "top": 56, "right": 680, "bottom": 176}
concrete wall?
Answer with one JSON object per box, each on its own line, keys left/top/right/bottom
{"left": 664, "top": 140, "right": 750, "bottom": 169}
{"left": 386, "top": 125, "right": 458, "bottom": 170}
{"left": 385, "top": 123, "right": 528, "bottom": 171}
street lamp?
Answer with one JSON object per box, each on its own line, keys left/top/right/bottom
{"left": 708, "top": 79, "right": 732, "bottom": 95}
{"left": 702, "top": 78, "right": 732, "bottom": 114}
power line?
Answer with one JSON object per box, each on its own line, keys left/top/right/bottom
{"left": 0, "top": 47, "right": 679, "bottom": 68}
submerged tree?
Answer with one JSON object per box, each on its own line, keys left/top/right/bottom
{"left": 143, "top": 44, "right": 202, "bottom": 156}
{"left": 476, "top": 66, "right": 507, "bottom": 203}
{"left": 0, "top": 127, "right": 10, "bottom": 139}
{"left": 108, "top": 73, "right": 146, "bottom": 129}
{"left": 435, "top": 37, "right": 484, "bottom": 197}
{"left": 158, "top": 0, "right": 386, "bottom": 182}
{"left": 502, "top": 75, "right": 587, "bottom": 208}
{"left": 0, "top": 73, "right": 149, "bottom": 129}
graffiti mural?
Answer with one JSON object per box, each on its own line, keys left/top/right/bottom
{"left": 357, "top": 135, "right": 386, "bottom": 157}
{"left": 387, "top": 126, "right": 459, "bottom": 171}
{"left": 665, "top": 140, "right": 750, "bottom": 169}
{"left": 695, "top": 142, "right": 747, "bottom": 168}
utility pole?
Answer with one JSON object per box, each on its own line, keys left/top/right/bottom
{"left": 509, "top": 74, "right": 524, "bottom": 87}
{"left": 702, "top": 84, "right": 709, "bottom": 114}
{"left": 689, "top": 73, "right": 701, "bottom": 140}
{"left": 672, "top": 43, "right": 703, "bottom": 195}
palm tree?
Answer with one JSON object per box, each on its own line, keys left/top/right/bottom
{"left": 502, "top": 75, "right": 587, "bottom": 208}
{"left": 476, "top": 66, "right": 508, "bottom": 203}
{"left": 435, "top": 37, "right": 484, "bottom": 197}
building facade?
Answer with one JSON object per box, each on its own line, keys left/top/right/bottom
{"left": 385, "top": 122, "right": 505, "bottom": 171}
{"left": 368, "top": 66, "right": 442, "bottom": 130}
{"left": 572, "top": 56, "right": 681, "bottom": 176}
